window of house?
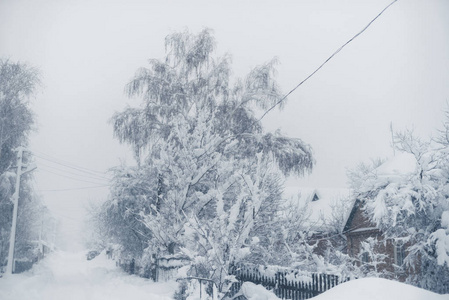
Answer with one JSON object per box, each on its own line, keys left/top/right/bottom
{"left": 359, "top": 243, "right": 370, "bottom": 263}
{"left": 394, "top": 242, "right": 406, "bottom": 266}
{"left": 361, "top": 251, "right": 369, "bottom": 263}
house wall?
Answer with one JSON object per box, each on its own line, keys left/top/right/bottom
{"left": 345, "top": 204, "right": 409, "bottom": 280}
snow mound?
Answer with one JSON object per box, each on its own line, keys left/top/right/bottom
{"left": 312, "top": 278, "right": 447, "bottom": 300}
{"left": 240, "top": 282, "right": 280, "bottom": 300}
{"left": 235, "top": 278, "right": 447, "bottom": 300}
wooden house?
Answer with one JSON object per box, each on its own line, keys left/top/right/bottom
{"left": 343, "top": 199, "right": 409, "bottom": 279}
{"left": 343, "top": 153, "right": 419, "bottom": 280}
{"left": 285, "top": 187, "right": 352, "bottom": 256}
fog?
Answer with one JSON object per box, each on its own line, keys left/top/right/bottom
{"left": 1, "top": 0, "right": 448, "bottom": 250}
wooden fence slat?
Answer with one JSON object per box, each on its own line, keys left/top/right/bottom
{"left": 228, "top": 264, "right": 348, "bottom": 300}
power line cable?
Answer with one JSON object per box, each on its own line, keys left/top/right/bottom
{"left": 32, "top": 149, "right": 107, "bottom": 173}
{"left": 34, "top": 154, "right": 111, "bottom": 179}
{"left": 28, "top": 150, "right": 113, "bottom": 194}
{"left": 38, "top": 168, "right": 109, "bottom": 185}
{"left": 257, "top": 0, "right": 399, "bottom": 123}
{"left": 34, "top": 154, "right": 112, "bottom": 181}
{"left": 38, "top": 167, "right": 110, "bottom": 185}
{"left": 32, "top": 151, "right": 111, "bottom": 179}
{"left": 35, "top": 159, "right": 111, "bottom": 182}
{"left": 37, "top": 185, "right": 110, "bottom": 192}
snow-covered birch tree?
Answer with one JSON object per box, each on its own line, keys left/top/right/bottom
{"left": 106, "top": 29, "right": 314, "bottom": 294}
{"left": 0, "top": 60, "right": 38, "bottom": 164}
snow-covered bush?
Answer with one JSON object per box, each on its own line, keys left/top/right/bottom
{"left": 357, "top": 237, "right": 390, "bottom": 278}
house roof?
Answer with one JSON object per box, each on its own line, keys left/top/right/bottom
{"left": 284, "top": 187, "right": 352, "bottom": 232}
{"left": 344, "top": 152, "right": 418, "bottom": 233}
{"left": 343, "top": 199, "right": 366, "bottom": 233}
{"left": 375, "top": 152, "right": 417, "bottom": 177}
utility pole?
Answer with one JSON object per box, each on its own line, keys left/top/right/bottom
{"left": 38, "top": 218, "right": 44, "bottom": 261}
{"left": 6, "top": 147, "right": 36, "bottom": 275}
{"left": 6, "top": 147, "right": 23, "bottom": 275}
{"left": 390, "top": 122, "right": 396, "bottom": 157}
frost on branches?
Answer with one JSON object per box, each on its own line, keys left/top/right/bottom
{"left": 0, "top": 60, "right": 51, "bottom": 272}
{"left": 101, "top": 29, "right": 314, "bottom": 294}
{"left": 349, "top": 127, "right": 449, "bottom": 293}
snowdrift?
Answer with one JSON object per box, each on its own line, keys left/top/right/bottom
{"left": 312, "top": 277, "right": 447, "bottom": 300}
{"left": 239, "top": 278, "right": 447, "bottom": 300}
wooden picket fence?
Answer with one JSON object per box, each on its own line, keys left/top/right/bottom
{"left": 117, "top": 256, "right": 347, "bottom": 300}
{"left": 228, "top": 263, "right": 346, "bottom": 300}
{"left": 156, "top": 255, "right": 190, "bottom": 282}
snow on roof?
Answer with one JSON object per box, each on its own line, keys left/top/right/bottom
{"left": 284, "top": 186, "right": 352, "bottom": 232}
{"left": 357, "top": 152, "right": 419, "bottom": 194}
{"left": 375, "top": 152, "right": 417, "bottom": 178}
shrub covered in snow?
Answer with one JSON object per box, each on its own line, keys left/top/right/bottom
{"left": 349, "top": 126, "right": 449, "bottom": 293}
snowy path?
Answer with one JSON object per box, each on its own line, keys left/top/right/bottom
{"left": 0, "top": 251, "right": 177, "bottom": 300}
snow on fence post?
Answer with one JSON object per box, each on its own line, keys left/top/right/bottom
{"left": 155, "top": 255, "right": 190, "bottom": 282}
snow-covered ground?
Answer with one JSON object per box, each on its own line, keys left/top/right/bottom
{"left": 1, "top": 251, "right": 447, "bottom": 300}
{"left": 239, "top": 278, "right": 448, "bottom": 300}
{"left": 313, "top": 277, "right": 448, "bottom": 300}
{"left": 0, "top": 251, "right": 177, "bottom": 300}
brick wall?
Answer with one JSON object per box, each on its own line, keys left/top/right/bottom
{"left": 344, "top": 202, "right": 410, "bottom": 280}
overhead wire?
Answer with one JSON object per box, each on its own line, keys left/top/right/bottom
{"left": 32, "top": 149, "right": 108, "bottom": 173}
{"left": 37, "top": 167, "right": 110, "bottom": 185}
{"left": 34, "top": 155, "right": 111, "bottom": 181}
{"left": 38, "top": 185, "right": 110, "bottom": 192}
{"left": 257, "top": 0, "right": 399, "bottom": 123}
{"left": 28, "top": 150, "right": 114, "bottom": 192}
{"left": 35, "top": 159, "right": 111, "bottom": 183}
{"left": 32, "top": 151, "right": 111, "bottom": 180}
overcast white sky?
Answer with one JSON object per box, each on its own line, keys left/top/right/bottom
{"left": 1, "top": 0, "right": 448, "bottom": 250}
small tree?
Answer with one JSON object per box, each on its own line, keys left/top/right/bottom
{"left": 357, "top": 237, "right": 390, "bottom": 277}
